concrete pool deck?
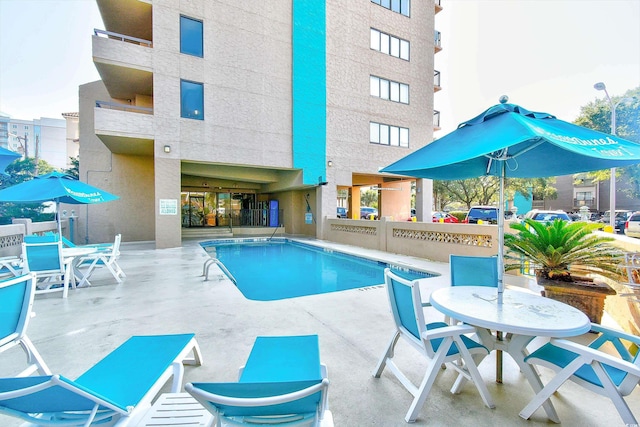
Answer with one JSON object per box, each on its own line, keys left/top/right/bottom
{"left": 1, "top": 237, "right": 637, "bottom": 426}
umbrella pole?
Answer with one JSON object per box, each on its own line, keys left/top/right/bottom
{"left": 496, "top": 161, "right": 506, "bottom": 383}
{"left": 56, "top": 201, "right": 62, "bottom": 238}
{"left": 498, "top": 162, "right": 505, "bottom": 305}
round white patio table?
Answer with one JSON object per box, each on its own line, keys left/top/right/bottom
{"left": 430, "top": 286, "right": 590, "bottom": 422}
{"left": 62, "top": 246, "right": 97, "bottom": 288}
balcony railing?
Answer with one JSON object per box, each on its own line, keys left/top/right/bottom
{"left": 434, "top": 30, "right": 442, "bottom": 52}
{"left": 94, "top": 29, "right": 152, "bottom": 47}
{"left": 532, "top": 200, "right": 545, "bottom": 209}
{"left": 433, "top": 110, "right": 441, "bottom": 129}
{"left": 434, "top": 70, "right": 441, "bottom": 91}
{"left": 96, "top": 101, "right": 153, "bottom": 115}
{"left": 573, "top": 199, "right": 597, "bottom": 209}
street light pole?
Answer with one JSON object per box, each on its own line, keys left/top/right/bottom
{"left": 8, "top": 132, "right": 28, "bottom": 158}
{"left": 593, "top": 82, "right": 633, "bottom": 231}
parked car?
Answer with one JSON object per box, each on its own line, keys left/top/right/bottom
{"left": 360, "top": 206, "right": 378, "bottom": 220}
{"left": 523, "top": 209, "right": 571, "bottom": 223}
{"left": 432, "top": 212, "right": 459, "bottom": 223}
{"left": 600, "top": 210, "right": 632, "bottom": 234}
{"left": 336, "top": 207, "right": 348, "bottom": 218}
{"left": 625, "top": 212, "right": 640, "bottom": 238}
{"left": 463, "top": 206, "right": 498, "bottom": 224}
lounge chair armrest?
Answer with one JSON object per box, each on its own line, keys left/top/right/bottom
{"left": 422, "top": 324, "right": 477, "bottom": 340}
{"left": 589, "top": 323, "right": 640, "bottom": 345}
{"left": 550, "top": 338, "right": 640, "bottom": 376}
{"left": 186, "top": 378, "right": 329, "bottom": 407}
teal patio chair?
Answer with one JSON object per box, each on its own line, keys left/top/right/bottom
{"left": 0, "top": 273, "right": 51, "bottom": 377}
{"left": 186, "top": 335, "right": 332, "bottom": 427}
{"left": 520, "top": 323, "right": 640, "bottom": 425}
{"left": 22, "top": 234, "right": 73, "bottom": 298}
{"left": 373, "top": 268, "right": 495, "bottom": 423}
{"left": 0, "top": 333, "right": 203, "bottom": 426}
{"left": 447, "top": 255, "right": 498, "bottom": 324}
{"left": 450, "top": 255, "right": 498, "bottom": 287}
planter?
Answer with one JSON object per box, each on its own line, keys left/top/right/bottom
{"left": 536, "top": 274, "right": 617, "bottom": 324}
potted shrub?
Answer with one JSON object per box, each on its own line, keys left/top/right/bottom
{"left": 504, "top": 219, "right": 623, "bottom": 324}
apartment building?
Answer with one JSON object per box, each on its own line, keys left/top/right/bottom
{"left": 79, "top": 0, "right": 442, "bottom": 247}
{"left": 0, "top": 114, "right": 74, "bottom": 170}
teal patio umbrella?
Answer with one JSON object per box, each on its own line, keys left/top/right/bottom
{"left": 0, "top": 171, "right": 119, "bottom": 236}
{"left": 381, "top": 99, "right": 640, "bottom": 304}
{"left": 0, "top": 147, "right": 20, "bottom": 174}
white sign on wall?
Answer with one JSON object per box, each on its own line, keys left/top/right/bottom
{"left": 159, "top": 199, "right": 178, "bottom": 215}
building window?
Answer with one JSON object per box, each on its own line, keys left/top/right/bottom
{"left": 370, "top": 29, "right": 410, "bottom": 60}
{"left": 370, "top": 76, "right": 409, "bottom": 104}
{"left": 371, "top": 0, "right": 410, "bottom": 17}
{"left": 370, "top": 122, "right": 409, "bottom": 147}
{"left": 180, "top": 80, "right": 204, "bottom": 120}
{"left": 180, "top": 15, "right": 203, "bottom": 57}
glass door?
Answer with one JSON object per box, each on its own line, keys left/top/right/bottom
{"left": 217, "top": 193, "right": 231, "bottom": 226}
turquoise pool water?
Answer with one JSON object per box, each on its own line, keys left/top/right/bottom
{"left": 201, "top": 239, "right": 434, "bottom": 301}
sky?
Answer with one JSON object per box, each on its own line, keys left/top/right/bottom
{"left": 0, "top": 0, "right": 639, "bottom": 133}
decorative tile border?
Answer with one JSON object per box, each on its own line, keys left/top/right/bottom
{"left": 330, "top": 224, "right": 377, "bottom": 235}
{"left": 392, "top": 227, "right": 493, "bottom": 247}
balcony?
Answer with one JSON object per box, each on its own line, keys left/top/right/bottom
{"left": 434, "top": 70, "right": 441, "bottom": 92}
{"left": 574, "top": 199, "right": 597, "bottom": 209}
{"left": 96, "top": 0, "right": 152, "bottom": 42}
{"left": 92, "top": 29, "right": 153, "bottom": 101}
{"left": 94, "top": 102, "right": 155, "bottom": 156}
{"left": 434, "top": 30, "right": 442, "bottom": 53}
{"left": 434, "top": 0, "right": 443, "bottom": 14}
{"left": 433, "top": 110, "right": 441, "bottom": 131}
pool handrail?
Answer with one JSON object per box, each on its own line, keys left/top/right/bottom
{"left": 203, "top": 256, "right": 237, "bottom": 284}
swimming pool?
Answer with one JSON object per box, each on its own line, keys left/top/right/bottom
{"left": 201, "top": 238, "right": 436, "bottom": 301}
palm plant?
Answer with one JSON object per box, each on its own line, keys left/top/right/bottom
{"left": 504, "top": 219, "right": 624, "bottom": 282}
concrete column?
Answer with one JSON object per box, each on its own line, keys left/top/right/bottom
{"left": 416, "top": 178, "right": 433, "bottom": 222}
{"left": 154, "top": 156, "right": 181, "bottom": 249}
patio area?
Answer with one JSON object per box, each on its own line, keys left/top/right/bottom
{"left": 1, "top": 237, "right": 638, "bottom": 426}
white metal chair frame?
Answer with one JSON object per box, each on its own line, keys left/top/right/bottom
{"left": 77, "top": 234, "right": 126, "bottom": 285}
{"left": 520, "top": 323, "right": 640, "bottom": 425}
{"left": 373, "top": 268, "right": 495, "bottom": 423}
{"left": 0, "top": 273, "right": 51, "bottom": 377}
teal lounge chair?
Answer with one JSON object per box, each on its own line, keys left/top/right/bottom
{"left": 186, "top": 335, "right": 332, "bottom": 426}
{"left": 0, "top": 333, "right": 203, "bottom": 426}
{"left": 373, "top": 268, "right": 495, "bottom": 423}
{"left": 0, "top": 273, "right": 51, "bottom": 377}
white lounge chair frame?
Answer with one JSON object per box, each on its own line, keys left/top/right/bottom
{"left": 0, "top": 273, "right": 51, "bottom": 377}
{"left": 373, "top": 268, "right": 495, "bottom": 423}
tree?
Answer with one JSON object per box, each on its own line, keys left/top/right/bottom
{"left": 360, "top": 188, "right": 378, "bottom": 208}
{"left": 64, "top": 156, "right": 79, "bottom": 179}
{"left": 435, "top": 177, "right": 500, "bottom": 209}
{"left": 574, "top": 86, "right": 640, "bottom": 198}
{"left": 0, "top": 158, "right": 56, "bottom": 225}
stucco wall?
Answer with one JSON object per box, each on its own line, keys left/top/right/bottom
{"left": 326, "top": 219, "right": 500, "bottom": 262}
{"left": 79, "top": 80, "right": 155, "bottom": 244}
